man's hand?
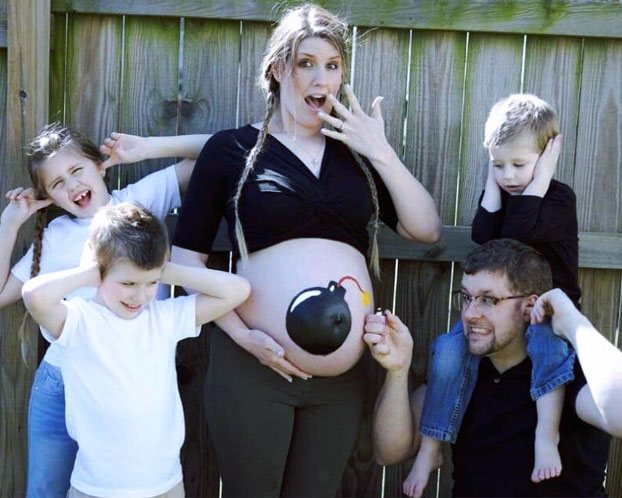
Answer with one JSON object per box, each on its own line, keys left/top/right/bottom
{"left": 364, "top": 310, "right": 413, "bottom": 375}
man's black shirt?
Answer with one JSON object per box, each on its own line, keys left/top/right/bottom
{"left": 452, "top": 357, "right": 610, "bottom": 497}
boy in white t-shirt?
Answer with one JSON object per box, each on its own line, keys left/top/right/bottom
{"left": 22, "top": 203, "right": 250, "bottom": 498}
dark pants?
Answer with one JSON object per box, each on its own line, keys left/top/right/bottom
{"left": 205, "top": 327, "right": 366, "bottom": 497}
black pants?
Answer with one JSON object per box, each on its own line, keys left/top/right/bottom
{"left": 205, "top": 327, "right": 366, "bottom": 497}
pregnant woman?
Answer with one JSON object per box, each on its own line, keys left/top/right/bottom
{"left": 172, "top": 4, "right": 440, "bottom": 496}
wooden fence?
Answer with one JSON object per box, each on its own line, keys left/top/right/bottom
{"left": 1, "top": 1, "right": 622, "bottom": 496}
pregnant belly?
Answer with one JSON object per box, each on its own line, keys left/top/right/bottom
{"left": 235, "top": 238, "right": 375, "bottom": 376}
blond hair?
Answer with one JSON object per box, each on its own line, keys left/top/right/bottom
{"left": 484, "top": 94, "right": 559, "bottom": 153}
{"left": 233, "top": 4, "right": 382, "bottom": 277}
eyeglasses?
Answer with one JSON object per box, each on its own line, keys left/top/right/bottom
{"left": 452, "top": 290, "right": 529, "bottom": 313}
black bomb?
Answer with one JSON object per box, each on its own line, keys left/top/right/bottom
{"left": 286, "top": 281, "right": 351, "bottom": 355}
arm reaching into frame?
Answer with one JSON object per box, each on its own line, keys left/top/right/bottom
{"left": 531, "top": 288, "right": 622, "bottom": 437}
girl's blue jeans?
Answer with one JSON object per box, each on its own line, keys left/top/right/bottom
{"left": 27, "top": 360, "right": 77, "bottom": 498}
{"left": 420, "top": 319, "right": 576, "bottom": 443}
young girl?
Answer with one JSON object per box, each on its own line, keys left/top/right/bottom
{"left": 0, "top": 123, "right": 209, "bottom": 498}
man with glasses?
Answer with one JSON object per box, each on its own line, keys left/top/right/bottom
{"left": 366, "top": 239, "right": 622, "bottom": 497}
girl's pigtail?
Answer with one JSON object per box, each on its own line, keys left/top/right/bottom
{"left": 18, "top": 209, "right": 47, "bottom": 364}
{"left": 30, "top": 210, "right": 46, "bottom": 278}
{"left": 350, "top": 148, "right": 381, "bottom": 280}
{"left": 233, "top": 92, "right": 276, "bottom": 262}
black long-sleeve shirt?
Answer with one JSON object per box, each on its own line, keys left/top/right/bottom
{"left": 471, "top": 180, "right": 581, "bottom": 306}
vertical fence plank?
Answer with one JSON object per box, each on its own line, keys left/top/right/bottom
{"left": 239, "top": 21, "right": 271, "bottom": 126}
{"left": 176, "top": 18, "right": 240, "bottom": 498}
{"left": 1, "top": 2, "right": 49, "bottom": 495}
{"left": 63, "top": 14, "right": 123, "bottom": 191}
{"left": 346, "top": 26, "right": 410, "bottom": 497}
{"left": 406, "top": 30, "right": 466, "bottom": 224}
{"left": 457, "top": 33, "right": 523, "bottom": 224}
{"left": 118, "top": 16, "right": 179, "bottom": 187}
{"left": 64, "top": 15, "right": 123, "bottom": 145}
{"left": 388, "top": 29, "right": 467, "bottom": 498}
{"left": 523, "top": 35, "right": 582, "bottom": 187}
{"left": 64, "top": 15, "right": 122, "bottom": 143}
{"left": 574, "top": 39, "right": 622, "bottom": 234}
{"left": 573, "top": 37, "right": 622, "bottom": 498}
{"left": 0, "top": 45, "right": 19, "bottom": 498}
{"left": 49, "top": 12, "right": 66, "bottom": 123}
{"left": 180, "top": 19, "right": 239, "bottom": 134}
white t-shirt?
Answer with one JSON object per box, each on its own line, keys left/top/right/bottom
{"left": 57, "top": 295, "right": 199, "bottom": 497}
{"left": 11, "top": 165, "right": 181, "bottom": 366}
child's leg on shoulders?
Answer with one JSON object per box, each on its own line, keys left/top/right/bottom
{"left": 407, "top": 321, "right": 479, "bottom": 498}
{"left": 403, "top": 436, "right": 444, "bottom": 498}
{"left": 27, "top": 361, "right": 78, "bottom": 498}
{"left": 525, "top": 319, "right": 575, "bottom": 483}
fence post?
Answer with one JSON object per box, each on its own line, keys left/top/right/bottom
{"left": 0, "top": 0, "right": 49, "bottom": 495}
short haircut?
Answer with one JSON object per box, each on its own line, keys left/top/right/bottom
{"left": 463, "top": 239, "right": 553, "bottom": 296}
{"left": 484, "top": 94, "right": 559, "bottom": 153}
{"left": 89, "top": 203, "right": 169, "bottom": 276}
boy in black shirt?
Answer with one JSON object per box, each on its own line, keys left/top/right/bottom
{"left": 404, "top": 95, "right": 579, "bottom": 498}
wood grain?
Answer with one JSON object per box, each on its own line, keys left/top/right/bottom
{"left": 118, "top": 16, "right": 179, "bottom": 187}
{"left": 406, "top": 30, "right": 466, "bottom": 223}
{"left": 1, "top": 2, "right": 49, "bottom": 495}
{"left": 574, "top": 38, "right": 622, "bottom": 234}
{"left": 0, "top": 0, "right": 6, "bottom": 47}
{"left": 179, "top": 18, "right": 239, "bottom": 134}
{"left": 523, "top": 35, "right": 582, "bottom": 187}
{"left": 51, "top": 0, "right": 622, "bottom": 39}
{"left": 49, "top": 13, "right": 66, "bottom": 125}
{"left": 64, "top": 15, "right": 123, "bottom": 143}
{"left": 238, "top": 21, "right": 271, "bottom": 126}
{"left": 457, "top": 32, "right": 523, "bottom": 225}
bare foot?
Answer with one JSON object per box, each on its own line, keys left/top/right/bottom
{"left": 531, "top": 432, "right": 562, "bottom": 483}
{"left": 403, "top": 438, "right": 443, "bottom": 498}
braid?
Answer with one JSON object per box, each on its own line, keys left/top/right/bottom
{"left": 30, "top": 209, "right": 46, "bottom": 278}
{"left": 350, "top": 148, "right": 381, "bottom": 279}
{"left": 18, "top": 208, "right": 47, "bottom": 364}
{"left": 233, "top": 92, "right": 277, "bottom": 261}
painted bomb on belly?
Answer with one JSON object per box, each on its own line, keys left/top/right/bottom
{"left": 286, "top": 276, "right": 370, "bottom": 355}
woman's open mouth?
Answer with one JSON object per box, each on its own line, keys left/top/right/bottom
{"left": 305, "top": 95, "right": 326, "bottom": 110}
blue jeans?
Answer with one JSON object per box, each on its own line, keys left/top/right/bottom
{"left": 27, "top": 361, "right": 78, "bottom": 498}
{"left": 420, "top": 319, "right": 576, "bottom": 443}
